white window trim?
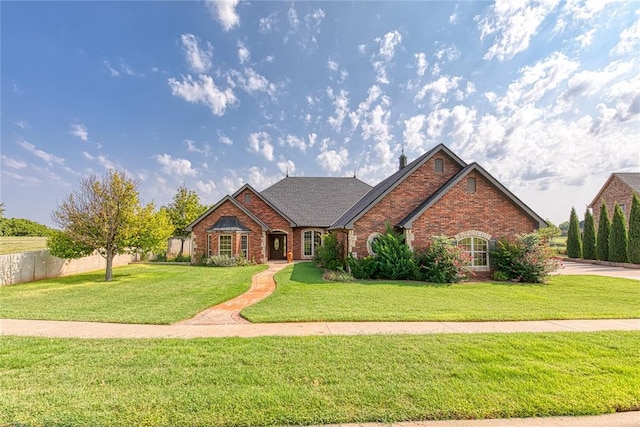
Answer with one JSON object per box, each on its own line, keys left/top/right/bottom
{"left": 302, "top": 229, "right": 323, "bottom": 259}
{"left": 218, "top": 234, "right": 232, "bottom": 258}
{"left": 455, "top": 231, "right": 491, "bottom": 271}
{"left": 366, "top": 232, "right": 381, "bottom": 256}
{"left": 240, "top": 234, "right": 249, "bottom": 259}
{"left": 207, "top": 234, "right": 213, "bottom": 257}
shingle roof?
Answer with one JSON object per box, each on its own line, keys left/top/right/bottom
{"left": 205, "top": 216, "right": 251, "bottom": 233}
{"left": 330, "top": 144, "right": 467, "bottom": 229}
{"left": 185, "top": 196, "right": 268, "bottom": 232}
{"left": 615, "top": 173, "right": 640, "bottom": 193}
{"left": 260, "top": 177, "right": 372, "bottom": 227}
{"left": 397, "top": 163, "right": 547, "bottom": 229}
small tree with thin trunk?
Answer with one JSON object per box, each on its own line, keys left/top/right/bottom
{"left": 596, "top": 202, "right": 611, "bottom": 261}
{"left": 582, "top": 208, "right": 597, "bottom": 260}
{"left": 629, "top": 194, "right": 640, "bottom": 264}
{"left": 566, "top": 207, "right": 582, "bottom": 258}
{"left": 609, "top": 202, "right": 628, "bottom": 263}
{"left": 163, "top": 184, "right": 207, "bottom": 258}
{"left": 50, "top": 170, "right": 172, "bottom": 281}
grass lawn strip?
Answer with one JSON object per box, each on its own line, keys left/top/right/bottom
{"left": 1, "top": 332, "right": 639, "bottom": 426}
{"left": 242, "top": 263, "right": 640, "bottom": 322}
{"left": 0, "top": 264, "right": 267, "bottom": 324}
{"left": 0, "top": 236, "right": 48, "bottom": 254}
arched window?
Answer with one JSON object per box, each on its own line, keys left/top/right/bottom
{"left": 456, "top": 231, "right": 491, "bottom": 270}
{"left": 303, "top": 229, "right": 323, "bottom": 257}
{"left": 366, "top": 232, "right": 381, "bottom": 255}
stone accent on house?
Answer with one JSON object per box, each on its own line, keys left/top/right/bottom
{"left": 405, "top": 229, "right": 415, "bottom": 250}
{"left": 590, "top": 174, "right": 639, "bottom": 228}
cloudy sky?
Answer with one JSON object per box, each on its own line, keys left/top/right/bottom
{"left": 2, "top": 1, "right": 639, "bottom": 227}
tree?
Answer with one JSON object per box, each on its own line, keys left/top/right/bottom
{"left": 163, "top": 184, "right": 207, "bottom": 257}
{"left": 50, "top": 170, "right": 173, "bottom": 281}
{"left": 566, "top": 207, "right": 582, "bottom": 258}
{"left": 537, "top": 219, "right": 561, "bottom": 242}
{"left": 609, "top": 202, "right": 628, "bottom": 263}
{"left": 629, "top": 194, "right": 640, "bottom": 264}
{"left": 596, "top": 202, "right": 611, "bottom": 261}
{"left": 582, "top": 208, "right": 597, "bottom": 260}
{"left": 558, "top": 221, "right": 569, "bottom": 236}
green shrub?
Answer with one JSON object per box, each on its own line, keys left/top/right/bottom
{"left": 413, "top": 237, "right": 472, "bottom": 283}
{"left": 629, "top": 194, "right": 640, "bottom": 264}
{"left": 323, "top": 268, "right": 354, "bottom": 282}
{"left": 596, "top": 202, "right": 611, "bottom": 261}
{"left": 0, "top": 217, "right": 53, "bottom": 236}
{"left": 491, "top": 233, "right": 558, "bottom": 283}
{"left": 566, "top": 207, "right": 582, "bottom": 258}
{"left": 174, "top": 254, "right": 191, "bottom": 262}
{"left": 609, "top": 203, "right": 628, "bottom": 263}
{"left": 582, "top": 208, "right": 597, "bottom": 260}
{"left": 371, "top": 223, "right": 416, "bottom": 280}
{"left": 204, "top": 255, "right": 249, "bottom": 267}
{"left": 491, "top": 270, "right": 510, "bottom": 281}
{"left": 346, "top": 255, "right": 378, "bottom": 280}
{"left": 314, "top": 232, "right": 344, "bottom": 271}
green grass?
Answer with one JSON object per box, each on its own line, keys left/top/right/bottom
{"left": 0, "top": 236, "right": 48, "bottom": 254}
{"left": 0, "top": 264, "right": 266, "bottom": 324}
{"left": 1, "top": 332, "right": 639, "bottom": 426}
{"left": 242, "top": 263, "right": 640, "bottom": 322}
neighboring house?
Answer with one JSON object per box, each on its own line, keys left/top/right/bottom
{"left": 187, "top": 144, "right": 546, "bottom": 272}
{"left": 589, "top": 172, "right": 640, "bottom": 226}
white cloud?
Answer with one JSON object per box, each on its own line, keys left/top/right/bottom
{"left": 18, "top": 140, "right": 65, "bottom": 166}
{"left": 611, "top": 17, "right": 640, "bottom": 56}
{"left": 184, "top": 139, "right": 211, "bottom": 156}
{"left": 195, "top": 179, "right": 217, "bottom": 195}
{"left": 361, "top": 104, "right": 393, "bottom": 166}
{"left": 1, "top": 155, "right": 26, "bottom": 169}
{"left": 247, "top": 166, "right": 280, "bottom": 190}
{"left": 358, "top": 44, "right": 367, "bottom": 55}
{"left": 403, "top": 115, "right": 427, "bottom": 153}
{"left": 286, "top": 134, "right": 308, "bottom": 152}
{"left": 181, "top": 34, "right": 213, "bottom": 73}
{"left": 477, "top": 0, "right": 560, "bottom": 61}
{"left": 154, "top": 153, "right": 198, "bottom": 177}
{"left": 206, "top": 0, "right": 240, "bottom": 31}
{"left": 16, "top": 120, "right": 30, "bottom": 129}
{"left": 219, "top": 134, "right": 233, "bottom": 145}
{"left": 103, "top": 59, "right": 141, "bottom": 78}
{"left": 237, "top": 41, "right": 250, "bottom": 64}
{"left": 415, "top": 53, "right": 427, "bottom": 77}
{"left": 434, "top": 45, "right": 461, "bottom": 62}
{"left": 248, "top": 132, "right": 274, "bottom": 161}
{"left": 376, "top": 30, "right": 402, "bottom": 60}
{"left": 168, "top": 74, "right": 237, "bottom": 116}
{"left": 349, "top": 84, "right": 384, "bottom": 131}
{"left": 70, "top": 123, "right": 89, "bottom": 142}
{"left": 449, "top": 105, "right": 477, "bottom": 147}
{"left": 277, "top": 157, "right": 296, "bottom": 175}
{"left": 327, "top": 88, "right": 350, "bottom": 131}
{"left": 414, "top": 75, "right": 461, "bottom": 105}
{"left": 231, "top": 68, "right": 277, "bottom": 96}
{"left": 259, "top": 12, "right": 279, "bottom": 34}
{"left": 317, "top": 146, "right": 349, "bottom": 173}
{"left": 288, "top": 5, "right": 300, "bottom": 30}
{"left": 327, "top": 59, "right": 339, "bottom": 72}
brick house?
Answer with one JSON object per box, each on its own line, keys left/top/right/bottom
{"left": 589, "top": 173, "right": 640, "bottom": 227}
{"left": 187, "top": 144, "right": 546, "bottom": 271}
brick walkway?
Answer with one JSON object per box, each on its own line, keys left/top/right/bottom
{"left": 177, "top": 261, "right": 289, "bottom": 325}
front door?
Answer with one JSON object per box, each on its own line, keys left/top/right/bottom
{"left": 269, "top": 234, "right": 286, "bottom": 260}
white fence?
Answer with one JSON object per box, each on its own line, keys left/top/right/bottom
{"left": 167, "top": 238, "right": 191, "bottom": 257}
{"left": 0, "top": 250, "right": 136, "bottom": 286}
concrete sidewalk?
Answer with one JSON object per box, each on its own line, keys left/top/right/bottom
{"left": 554, "top": 260, "right": 640, "bottom": 280}
{"left": 2, "top": 318, "right": 639, "bottom": 339}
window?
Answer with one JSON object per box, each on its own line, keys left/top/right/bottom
{"left": 207, "top": 234, "right": 213, "bottom": 257}
{"left": 366, "top": 232, "right": 381, "bottom": 255}
{"left": 244, "top": 193, "right": 252, "bottom": 203}
{"left": 303, "top": 230, "right": 323, "bottom": 257}
{"left": 467, "top": 177, "right": 476, "bottom": 193}
{"left": 620, "top": 204, "right": 626, "bottom": 215}
{"left": 240, "top": 235, "right": 248, "bottom": 258}
{"left": 435, "top": 158, "right": 444, "bottom": 173}
{"left": 219, "top": 235, "right": 232, "bottom": 257}
{"left": 458, "top": 236, "right": 488, "bottom": 268}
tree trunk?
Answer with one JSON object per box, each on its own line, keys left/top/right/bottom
{"left": 178, "top": 238, "right": 185, "bottom": 258}
{"left": 105, "top": 245, "right": 114, "bottom": 282}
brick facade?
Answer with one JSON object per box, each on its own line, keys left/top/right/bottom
{"left": 590, "top": 175, "right": 638, "bottom": 228}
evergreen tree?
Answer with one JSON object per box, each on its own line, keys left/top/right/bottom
{"left": 566, "top": 207, "right": 582, "bottom": 258}
{"left": 596, "top": 202, "right": 611, "bottom": 261}
{"left": 608, "top": 202, "right": 628, "bottom": 263}
{"left": 629, "top": 194, "right": 640, "bottom": 264}
{"left": 582, "top": 208, "right": 597, "bottom": 260}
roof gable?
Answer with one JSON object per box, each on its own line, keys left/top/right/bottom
{"left": 589, "top": 172, "right": 640, "bottom": 208}
{"left": 185, "top": 195, "right": 269, "bottom": 232}
{"left": 397, "top": 163, "right": 547, "bottom": 229}
{"left": 232, "top": 184, "right": 296, "bottom": 227}
{"left": 330, "top": 144, "right": 467, "bottom": 229}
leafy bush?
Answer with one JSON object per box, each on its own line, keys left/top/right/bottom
{"left": 204, "top": 255, "right": 250, "bottom": 267}
{"left": 491, "top": 233, "right": 558, "bottom": 283}
{"left": 413, "top": 237, "right": 472, "bottom": 283}
{"left": 629, "top": 194, "right": 640, "bottom": 264}
{"left": 323, "top": 268, "right": 354, "bottom": 282}
{"left": 47, "top": 230, "right": 94, "bottom": 259}
{"left": 491, "top": 270, "right": 510, "bottom": 281}
{"left": 597, "top": 202, "right": 611, "bottom": 261}
{"left": 314, "top": 232, "right": 344, "bottom": 271}
{"left": 1, "top": 218, "right": 53, "bottom": 236}
{"left": 346, "top": 255, "right": 378, "bottom": 280}
{"left": 566, "top": 207, "right": 582, "bottom": 258}
{"left": 371, "top": 223, "right": 416, "bottom": 280}
{"left": 609, "top": 203, "right": 628, "bottom": 263}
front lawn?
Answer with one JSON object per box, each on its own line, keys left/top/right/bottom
{"left": 1, "top": 332, "right": 639, "bottom": 426}
{"left": 242, "top": 263, "right": 640, "bottom": 322}
{"left": 0, "top": 264, "right": 266, "bottom": 324}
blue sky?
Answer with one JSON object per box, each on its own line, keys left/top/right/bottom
{"left": 2, "top": 1, "right": 639, "bottom": 227}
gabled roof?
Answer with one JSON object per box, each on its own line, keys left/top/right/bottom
{"left": 232, "top": 183, "right": 296, "bottom": 227}
{"left": 185, "top": 195, "right": 268, "bottom": 232}
{"left": 397, "top": 163, "right": 547, "bottom": 229}
{"left": 330, "top": 144, "right": 467, "bottom": 229}
{"left": 260, "top": 177, "right": 372, "bottom": 227}
{"left": 589, "top": 172, "right": 640, "bottom": 208}
{"left": 206, "top": 216, "right": 251, "bottom": 233}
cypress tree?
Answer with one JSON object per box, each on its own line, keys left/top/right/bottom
{"left": 596, "top": 202, "right": 611, "bottom": 261}
{"left": 627, "top": 194, "right": 640, "bottom": 264}
{"left": 566, "top": 207, "right": 582, "bottom": 258}
{"left": 582, "top": 208, "right": 597, "bottom": 260}
{"left": 609, "top": 202, "right": 628, "bottom": 263}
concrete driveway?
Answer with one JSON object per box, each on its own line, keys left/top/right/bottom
{"left": 555, "top": 260, "right": 640, "bottom": 280}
